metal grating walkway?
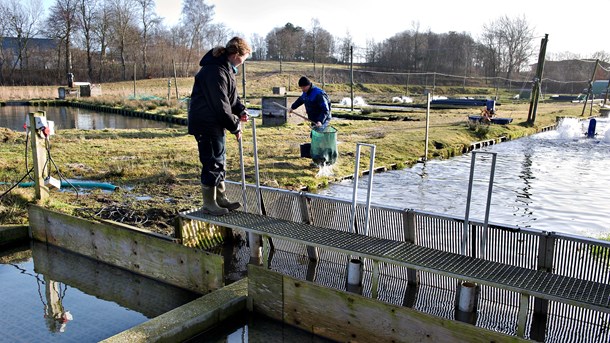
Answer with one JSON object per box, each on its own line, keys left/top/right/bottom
{"left": 181, "top": 210, "right": 610, "bottom": 314}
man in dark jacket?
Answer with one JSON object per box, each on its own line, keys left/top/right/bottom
{"left": 188, "top": 37, "right": 251, "bottom": 216}
{"left": 288, "top": 76, "right": 331, "bottom": 130}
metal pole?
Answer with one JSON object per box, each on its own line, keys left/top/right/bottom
{"left": 238, "top": 136, "right": 248, "bottom": 213}
{"left": 350, "top": 46, "right": 354, "bottom": 112}
{"left": 242, "top": 62, "right": 247, "bottom": 103}
{"left": 251, "top": 116, "right": 261, "bottom": 214}
{"left": 172, "top": 59, "right": 179, "bottom": 100}
{"left": 480, "top": 153, "right": 497, "bottom": 258}
{"left": 363, "top": 144, "right": 376, "bottom": 236}
{"left": 461, "top": 153, "right": 476, "bottom": 256}
{"left": 350, "top": 144, "right": 362, "bottom": 234}
{"left": 423, "top": 93, "right": 431, "bottom": 161}
{"left": 350, "top": 143, "right": 376, "bottom": 236}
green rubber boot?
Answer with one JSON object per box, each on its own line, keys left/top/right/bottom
{"left": 201, "top": 185, "right": 229, "bottom": 216}
{"left": 216, "top": 181, "right": 241, "bottom": 211}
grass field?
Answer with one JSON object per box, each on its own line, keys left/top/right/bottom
{"left": 0, "top": 61, "right": 597, "bottom": 234}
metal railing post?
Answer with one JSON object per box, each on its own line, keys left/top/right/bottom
{"left": 462, "top": 151, "right": 496, "bottom": 257}
{"left": 349, "top": 143, "right": 376, "bottom": 235}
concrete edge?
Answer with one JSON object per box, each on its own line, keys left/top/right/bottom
{"left": 0, "top": 225, "right": 30, "bottom": 247}
{"left": 101, "top": 278, "right": 248, "bottom": 343}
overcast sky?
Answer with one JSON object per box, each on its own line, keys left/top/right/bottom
{"left": 159, "top": 0, "right": 601, "bottom": 57}
{"left": 42, "top": 0, "right": 603, "bottom": 58}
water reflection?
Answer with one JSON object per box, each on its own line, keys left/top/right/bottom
{"left": 0, "top": 105, "right": 178, "bottom": 131}
{"left": 0, "top": 241, "right": 199, "bottom": 341}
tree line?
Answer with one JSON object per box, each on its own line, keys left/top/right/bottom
{"left": 1, "top": 0, "right": 609, "bottom": 87}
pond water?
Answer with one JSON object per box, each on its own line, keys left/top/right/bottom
{"left": 0, "top": 105, "right": 179, "bottom": 131}
{"left": 321, "top": 117, "right": 610, "bottom": 238}
{"left": 0, "top": 241, "right": 200, "bottom": 342}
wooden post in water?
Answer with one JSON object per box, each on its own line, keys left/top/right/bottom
{"left": 581, "top": 59, "right": 599, "bottom": 117}
{"left": 28, "top": 111, "right": 49, "bottom": 201}
{"left": 133, "top": 63, "right": 137, "bottom": 98}
{"left": 172, "top": 59, "right": 179, "bottom": 100}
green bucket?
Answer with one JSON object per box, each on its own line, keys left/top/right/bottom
{"left": 311, "top": 126, "right": 338, "bottom": 165}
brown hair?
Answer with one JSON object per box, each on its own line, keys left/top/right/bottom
{"left": 212, "top": 36, "right": 252, "bottom": 58}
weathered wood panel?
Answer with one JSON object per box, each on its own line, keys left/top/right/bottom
{"left": 249, "top": 265, "right": 527, "bottom": 343}
{"left": 32, "top": 240, "right": 199, "bottom": 318}
{"left": 28, "top": 204, "right": 223, "bottom": 294}
{"left": 247, "top": 263, "right": 283, "bottom": 321}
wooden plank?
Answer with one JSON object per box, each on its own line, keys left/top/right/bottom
{"left": 31, "top": 240, "right": 199, "bottom": 318}
{"left": 248, "top": 263, "right": 283, "bottom": 321}
{"left": 279, "top": 269, "right": 528, "bottom": 343}
{"left": 28, "top": 204, "right": 223, "bottom": 294}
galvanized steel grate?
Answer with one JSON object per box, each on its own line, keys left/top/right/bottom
{"left": 182, "top": 209, "right": 610, "bottom": 313}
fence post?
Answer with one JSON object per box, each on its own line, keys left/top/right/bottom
{"left": 28, "top": 111, "right": 49, "bottom": 201}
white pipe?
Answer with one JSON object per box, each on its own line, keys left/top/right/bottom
{"left": 458, "top": 281, "right": 477, "bottom": 312}
{"left": 347, "top": 258, "right": 363, "bottom": 286}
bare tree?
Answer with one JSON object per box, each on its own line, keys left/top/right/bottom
{"left": 265, "top": 23, "right": 305, "bottom": 61}
{"left": 46, "top": 0, "right": 79, "bottom": 77}
{"left": 108, "top": 0, "right": 137, "bottom": 80}
{"left": 1, "top": 0, "right": 44, "bottom": 82}
{"left": 305, "top": 18, "right": 334, "bottom": 71}
{"left": 180, "top": 0, "right": 215, "bottom": 74}
{"left": 77, "top": 0, "right": 97, "bottom": 81}
{"left": 135, "top": 0, "right": 160, "bottom": 78}
{"left": 482, "top": 15, "right": 535, "bottom": 81}
{"left": 92, "top": 0, "right": 111, "bottom": 81}
{"left": 205, "top": 23, "right": 232, "bottom": 48}
{"left": 250, "top": 33, "right": 267, "bottom": 60}
{"left": 338, "top": 31, "right": 353, "bottom": 64}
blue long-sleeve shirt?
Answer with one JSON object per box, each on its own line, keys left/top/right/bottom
{"left": 290, "top": 84, "right": 331, "bottom": 127}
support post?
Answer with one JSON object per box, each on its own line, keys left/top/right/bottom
{"left": 299, "top": 193, "right": 318, "bottom": 261}
{"left": 403, "top": 210, "right": 420, "bottom": 286}
{"left": 28, "top": 111, "right": 49, "bottom": 201}
{"left": 516, "top": 293, "right": 530, "bottom": 338}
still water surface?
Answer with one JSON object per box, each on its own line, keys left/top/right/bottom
{"left": 321, "top": 117, "right": 610, "bottom": 238}
{"left": 0, "top": 242, "right": 199, "bottom": 342}
{"left": 0, "top": 105, "right": 178, "bottom": 130}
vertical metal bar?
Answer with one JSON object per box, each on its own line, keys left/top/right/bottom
{"left": 350, "top": 144, "right": 362, "bottom": 234}
{"left": 462, "top": 153, "right": 476, "bottom": 255}
{"left": 238, "top": 136, "right": 248, "bottom": 213}
{"left": 363, "top": 145, "right": 376, "bottom": 236}
{"left": 251, "top": 117, "right": 262, "bottom": 214}
{"left": 480, "top": 152, "right": 497, "bottom": 257}
{"left": 423, "top": 93, "right": 430, "bottom": 161}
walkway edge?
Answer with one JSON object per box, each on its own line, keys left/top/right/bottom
{"left": 101, "top": 278, "right": 248, "bottom": 343}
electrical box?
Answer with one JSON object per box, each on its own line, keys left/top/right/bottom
{"left": 45, "top": 176, "right": 61, "bottom": 190}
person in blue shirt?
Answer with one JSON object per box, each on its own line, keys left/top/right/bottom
{"left": 288, "top": 76, "right": 331, "bottom": 131}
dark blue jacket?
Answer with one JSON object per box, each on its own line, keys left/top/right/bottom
{"left": 290, "top": 85, "right": 331, "bottom": 126}
{"left": 188, "top": 49, "right": 245, "bottom": 136}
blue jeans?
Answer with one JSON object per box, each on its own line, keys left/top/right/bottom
{"left": 195, "top": 133, "right": 225, "bottom": 187}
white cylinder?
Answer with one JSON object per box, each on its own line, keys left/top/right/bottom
{"left": 249, "top": 232, "right": 261, "bottom": 259}
{"left": 458, "top": 282, "right": 477, "bottom": 312}
{"left": 347, "top": 258, "right": 363, "bottom": 286}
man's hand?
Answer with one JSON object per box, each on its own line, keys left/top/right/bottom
{"left": 234, "top": 131, "right": 242, "bottom": 141}
{"left": 240, "top": 110, "right": 249, "bottom": 122}
{"left": 315, "top": 121, "right": 322, "bottom": 128}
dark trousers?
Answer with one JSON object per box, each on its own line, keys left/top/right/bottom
{"left": 195, "top": 133, "right": 225, "bottom": 187}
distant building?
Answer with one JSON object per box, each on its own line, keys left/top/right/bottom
{"left": 0, "top": 37, "right": 58, "bottom": 69}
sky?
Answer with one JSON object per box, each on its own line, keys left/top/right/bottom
{"left": 43, "top": 0, "right": 603, "bottom": 58}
